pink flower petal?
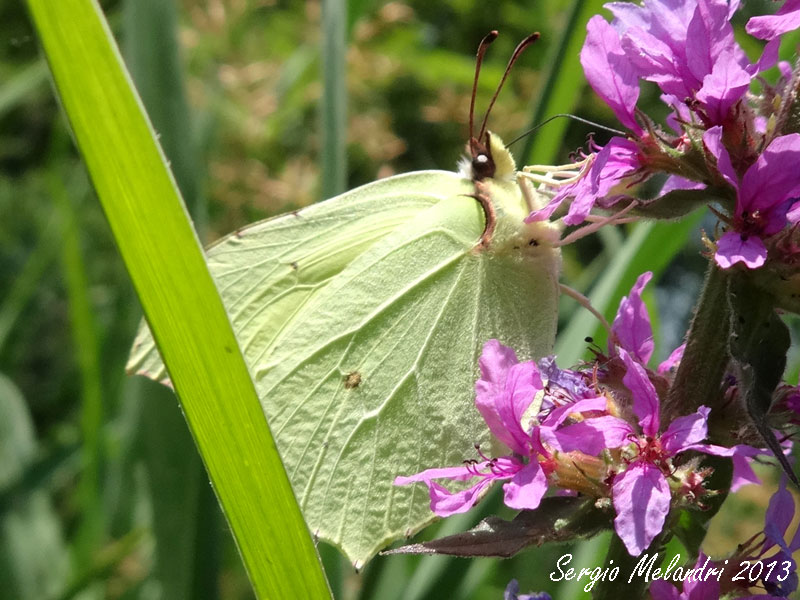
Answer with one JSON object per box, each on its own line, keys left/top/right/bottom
{"left": 503, "top": 461, "right": 548, "bottom": 510}
{"left": 620, "top": 349, "right": 661, "bottom": 436}
{"left": 739, "top": 133, "right": 800, "bottom": 222}
{"left": 541, "top": 396, "right": 609, "bottom": 429}
{"left": 648, "top": 580, "right": 681, "bottom": 600}
{"left": 394, "top": 463, "right": 486, "bottom": 486}
{"left": 661, "top": 406, "right": 710, "bottom": 455}
{"left": 581, "top": 16, "right": 642, "bottom": 134}
{"left": 746, "top": 0, "right": 800, "bottom": 40}
{"left": 703, "top": 126, "right": 738, "bottom": 187}
{"left": 563, "top": 138, "right": 641, "bottom": 226}
{"left": 714, "top": 231, "right": 767, "bottom": 269}
{"left": 613, "top": 462, "right": 671, "bottom": 556}
{"left": 688, "top": 443, "right": 764, "bottom": 491}
{"left": 657, "top": 343, "right": 685, "bottom": 374}
{"left": 763, "top": 477, "right": 795, "bottom": 553}
{"left": 611, "top": 271, "right": 655, "bottom": 364}
{"left": 501, "top": 361, "right": 545, "bottom": 452}
{"left": 476, "top": 340, "right": 529, "bottom": 453}
{"left": 429, "top": 478, "right": 494, "bottom": 517}
{"left": 660, "top": 176, "right": 705, "bottom": 194}
{"left": 696, "top": 49, "right": 751, "bottom": 124}
{"left": 549, "top": 415, "right": 634, "bottom": 455}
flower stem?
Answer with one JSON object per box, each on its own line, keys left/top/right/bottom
{"left": 662, "top": 261, "right": 730, "bottom": 420}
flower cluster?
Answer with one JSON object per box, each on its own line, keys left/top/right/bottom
{"left": 527, "top": 0, "right": 800, "bottom": 271}
{"left": 396, "top": 272, "right": 770, "bottom": 556}
{"left": 649, "top": 479, "right": 799, "bottom": 599}
{"left": 392, "top": 3, "right": 800, "bottom": 596}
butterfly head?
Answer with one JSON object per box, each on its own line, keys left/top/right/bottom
{"left": 461, "top": 131, "right": 516, "bottom": 182}
{"left": 464, "top": 32, "right": 537, "bottom": 182}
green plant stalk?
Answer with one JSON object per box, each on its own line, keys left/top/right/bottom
{"left": 24, "top": 0, "right": 330, "bottom": 597}
{"left": 663, "top": 262, "right": 730, "bottom": 419}
{"left": 321, "top": 0, "right": 348, "bottom": 199}
{"left": 522, "top": 0, "right": 607, "bottom": 166}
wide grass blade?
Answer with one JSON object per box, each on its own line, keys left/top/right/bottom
{"left": 522, "top": 0, "right": 607, "bottom": 166}
{"left": 24, "top": 1, "right": 330, "bottom": 597}
{"left": 121, "top": 1, "right": 222, "bottom": 597}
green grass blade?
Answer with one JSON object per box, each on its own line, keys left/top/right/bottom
{"left": 121, "top": 1, "right": 222, "bottom": 597}
{"left": 321, "top": 0, "right": 348, "bottom": 199}
{"left": 556, "top": 213, "right": 703, "bottom": 367}
{"left": 49, "top": 170, "right": 105, "bottom": 567}
{"left": 122, "top": 0, "right": 205, "bottom": 230}
{"left": 522, "top": 0, "right": 607, "bottom": 166}
{"left": 0, "top": 215, "right": 59, "bottom": 354}
{"left": 0, "top": 60, "right": 48, "bottom": 120}
{"left": 24, "top": 1, "right": 330, "bottom": 597}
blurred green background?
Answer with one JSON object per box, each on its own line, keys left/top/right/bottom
{"left": 1, "top": 0, "right": 796, "bottom": 598}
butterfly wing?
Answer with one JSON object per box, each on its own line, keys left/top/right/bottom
{"left": 128, "top": 170, "right": 452, "bottom": 383}
{"left": 128, "top": 169, "right": 561, "bottom": 566}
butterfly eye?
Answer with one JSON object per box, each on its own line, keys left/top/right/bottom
{"left": 471, "top": 152, "right": 495, "bottom": 180}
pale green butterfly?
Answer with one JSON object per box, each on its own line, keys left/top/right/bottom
{"left": 127, "top": 31, "right": 561, "bottom": 567}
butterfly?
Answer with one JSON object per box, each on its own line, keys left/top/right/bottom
{"left": 127, "top": 31, "right": 561, "bottom": 567}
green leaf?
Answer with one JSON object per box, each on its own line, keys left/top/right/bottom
{"left": 384, "top": 497, "right": 609, "bottom": 558}
{"left": 728, "top": 275, "right": 796, "bottom": 484}
{"left": 49, "top": 169, "right": 105, "bottom": 566}
{"left": 24, "top": 1, "right": 330, "bottom": 597}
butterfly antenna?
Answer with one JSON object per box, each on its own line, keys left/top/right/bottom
{"left": 469, "top": 30, "right": 499, "bottom": 156}
{"left": 506, "top": 114, "right": 628, "bottom": 147}
{"left": 477, "top": 32, "right": 540, "bottom": 143}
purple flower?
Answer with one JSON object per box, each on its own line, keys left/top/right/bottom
{"left": 688, "top": 441, "right": 768, "bottom": 492}
{"left": 657, "top": 343, "right": 685, "bottom": 374}
{"left": 704, "top": 127, "right": 800, "bottom": 268}
{"left": 526, "top": 137, "right": 642, "bottom": 226}
{"left": 649, "top": 554, "right": 720, "bottom": 600}
{"left": 610, "top": 271, "right": 654, "bottom": 364}
{"left": 603, "top": 0, "right": 775, "bottom": 126}
{"left": 728, "top": 479, "right": 800, "bottom": 598}
{"left": 537, "top": 355, "right": 596, "bottom": 402}
{"left": 581, "top": 15, "right": 642, "bottom": 135}
{"left": 504, "top": 580, "right": 552, "bottom": 600}
{"left": 609, "top": 271, "right": 688, "bottom": 375}
{"left": 570, "top": 348, "right": 755, "bottom": 555}
{"left": 759, "top": 479, "right": 800, "bottom": 596}
{"left": 747, "top": 0, "right": 800, "bottom": 41}
{"left": 394, "top": 341, "right": 608, "bottom": 516}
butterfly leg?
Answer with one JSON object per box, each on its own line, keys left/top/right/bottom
{"left": 515, "top": 160, "right": 589, "bottom": 214}
{"left": 559, "top": 283, "right": 611, "bottom": 333}
{"left": 516, "top": 172, "right": 538, "bottom": 213}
